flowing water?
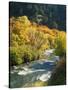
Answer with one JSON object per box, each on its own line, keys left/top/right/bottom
{"left": 9, "top": 49, "right": 59, "bottom": 88}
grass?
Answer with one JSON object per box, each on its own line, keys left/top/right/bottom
{"left": 23, "top": 80, "right": 48, "bottom": 87}
{"left": 32, "top": 80, "right": 48, "bottom": 87}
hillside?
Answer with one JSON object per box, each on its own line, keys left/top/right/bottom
{"left": 9, "top": 2, "right": 66, "bottom": 31}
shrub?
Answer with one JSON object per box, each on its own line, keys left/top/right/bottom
{"left": 18, "top": 45, "right": 33, "bottom": 63}
{"left": 10, "top": 47, "right": 23, "bottom": 66}
{"left": 23, "top": 50, "right": 33, "bottom": 63}
{"left": 54, "top": 32, "right": 66, "bottom": 56}
{"left": 10, "top": 16, "right": 66, "bottom": 66}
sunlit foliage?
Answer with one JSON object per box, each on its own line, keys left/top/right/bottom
{"left": 54, "top": 31, "right": 66, "bottom": 56}
{"left": 10, "top": 16, "right": 66, "bottom": 65}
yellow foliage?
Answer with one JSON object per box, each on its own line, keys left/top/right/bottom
{"left": 10, "top": 16, "right": 66, "bottom": 58}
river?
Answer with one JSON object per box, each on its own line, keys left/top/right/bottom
{"left": 9, "top": 49, "right": 59, "bottom": 88}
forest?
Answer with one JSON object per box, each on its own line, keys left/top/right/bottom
{"left": 9, "top": 2, "right": 66, "bottom": 88}
{"left": 9, "top": 2, "right": 66, "bottom": 31}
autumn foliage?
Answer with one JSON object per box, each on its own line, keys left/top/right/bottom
{"left": 9, "top": 16, "right": 66, "bottom": 65}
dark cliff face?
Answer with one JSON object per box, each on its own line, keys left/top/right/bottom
{"left": 9, "top": 2, "right": 66, "bottom": 31}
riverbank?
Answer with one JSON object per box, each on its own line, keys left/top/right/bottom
{"left": 9, "top": 49, "right": 66, "bottom": 88}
